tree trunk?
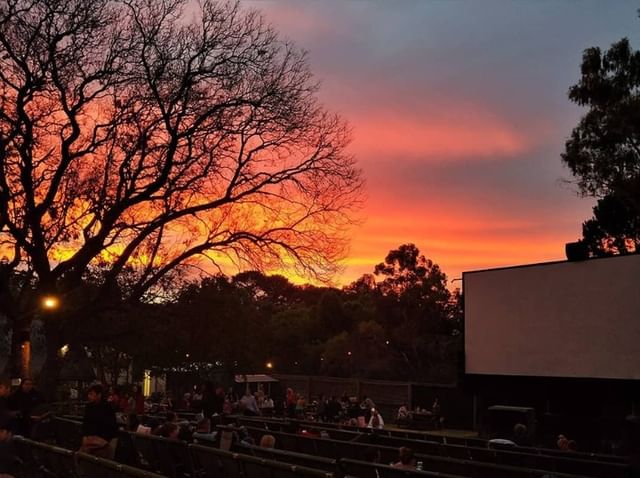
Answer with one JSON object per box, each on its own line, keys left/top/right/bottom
{"left": 6, "top": 320, "right": 32, "bottom": 380}
{"left": 37, "top": 321, "right": 66, "bottom": 401}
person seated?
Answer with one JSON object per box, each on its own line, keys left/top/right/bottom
{"left": 192, "top": 418, "right": 217, "bottom": 444}
{"left": 154, "top": 422, "right": 179, "bottom": 440}
{"left": 0, "top": 418, "right": 18, "bottom": 478}
{"left": 295, "top": 395, "right": 306, "bottom": 419}
{"left": 261, "top": 395, "right": 275, "bottom": 413}
{"left": 367, "top": 408, "right": 385, "bottom": 429}
{"left": 80, "top": 384, "right": 118, "bottom": 459}
{"left": 234, "top": 426, "right": 255, "bottom": 446}
{"left": 397, "top": 404, "right": 409, "bottom": 422}
{"left": 392, "top": 446, "right": 416, "bottom": 469}
{"left": 431, "top": 398, "right": 441, "bottom": 416}
{"left": 557, "top": 434, "right": 570, "bottom": 450}
{"left": 259, "top": 434, "right": 276, "bottom": 448}
{"left": 513, "top": 423, "right": 530, "bottom": 446}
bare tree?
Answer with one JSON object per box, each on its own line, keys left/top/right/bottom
{"left": 0, "top": 0, "right": 363, "bottom": 383}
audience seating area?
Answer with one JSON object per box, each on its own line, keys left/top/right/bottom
{"left": 12, "top": 436, "right": 165, "bottom": 478}
{"left": 12, "top": 414, "right": 633, "bottom": 478}
{"left": 232, "top": 416, "right": 631, "bottom": 478}
{"left": 235, "top": 415, "right": 628, "bottom": 464}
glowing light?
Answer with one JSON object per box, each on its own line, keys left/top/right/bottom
{"left": 42, "top": 296, "right": 59, "bottom": 309}
{"left": 143, "top": 370, "right": 151, "bottom": 397}
{"left": 59, "top": 344, "right": 69, "bottom": 357}
{"left": 266, "top": 362, "right": 273, "bottom": 369}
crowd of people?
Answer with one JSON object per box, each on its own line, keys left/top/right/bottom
{"left": 0, "top": 378, "right": 45, "bottom": 438}
{"left": 0, "top": 378, "right": 47, "bottom": 477}
{"left": 0, "top": 376, "right": 591, "bottom": 477}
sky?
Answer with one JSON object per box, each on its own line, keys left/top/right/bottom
{"left": 241, "top": 0, "right": 640, "bottom": 286}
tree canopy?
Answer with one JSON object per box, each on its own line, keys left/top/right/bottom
{"left": 562, "top": 38, "right": 640, "bottom": 255}
{"left": 0, "top": 0, "right": 362, "bottom": 378}
{"left": 76, "top": 244, "right": 462, "bottom": 384}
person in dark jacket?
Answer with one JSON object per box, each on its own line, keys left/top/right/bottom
{"left": 0, "top": 380, "right": 12, "bottom": 428}
{"left": 8, "top": 378, "right": 43, "bottom": 437}
{"left": 80, "top": 384, "right": 118, "bottom": 458}
{"left": 0, "top": 415, "right": 19, "bottom": 477}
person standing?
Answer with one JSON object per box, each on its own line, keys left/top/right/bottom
{"left": 240, "top": 390, "right": 261, "bottom": 416}
{"left": 133, "top": 385, "right": 145, "bottom": 415}
{"left": 80, "top": 384, "right": 118, "bottom": 459}
{"left": 8, "top": 378, "right": 43, "bottom": 437}
{"left": 0, "top": 381, "right": 12, "bottom": 429}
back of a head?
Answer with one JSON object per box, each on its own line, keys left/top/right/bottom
{"left": 89, "top": 383, "right": 103, "bottom": 393}
{"left": 513, "top": 423, "right": 527, "bottom": 437}
{"left": 398, "top": 446, "right": 415, "bottom": 465}
{"left": 259, "top": 434, "right": 276, "bottom": 448}
{"left": 196, "top": 418, "right": 211, "bottom": 433}
{"left": 155, "top": 422, "right": 179, "bottom": 439}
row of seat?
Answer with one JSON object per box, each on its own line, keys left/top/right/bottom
{"left": 237, "top": 424, "right": 601, "bottom": 478}
{"left": 235, "top": 415, "right": 628, "bottom": 464}
{"left": 32, "top": 416, "right": 466, "bottom": 478}
{"left": 118, "top": 430, "right": 337, "bottom": 478}
{"left": 12, "top": 436, "right": 165, "bottom": 478}
{"left": 234, "top": 416, "right": 630, "bottom": 477}
{"left": 37, "top": 414, "right": 629, "bottom": 478}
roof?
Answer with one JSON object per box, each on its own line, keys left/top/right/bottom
{"left": 234, "top": 374, "right": 279, "bottom": 383}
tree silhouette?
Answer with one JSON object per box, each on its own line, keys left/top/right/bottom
{"left": 562, "top": 38, "right": 640, "bottom": 254}
{"left": 0, "top": 0, "right": 362, "bottom": 381}
{"left": 372, "top": 244, "right": 455, "bottom": 379}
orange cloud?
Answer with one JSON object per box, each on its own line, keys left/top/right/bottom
{"left": 347, "top": 106, "right": 530, "bottom": 161}
{"left": 334, "top": 189, "right": 586, "bottom": 287}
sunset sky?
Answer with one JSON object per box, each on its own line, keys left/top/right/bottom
{"left": 243, "top": 0, "right": 640, "bottom": 286}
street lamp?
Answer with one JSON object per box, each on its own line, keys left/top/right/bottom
{"left": 14, "top": 294, "right": 61, "bottom": 380}
{"left": 42, "top": 296, "right": 59, "bottom": 310}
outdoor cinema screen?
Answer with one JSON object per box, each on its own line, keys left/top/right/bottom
{"left": 463, "top": 254, "right": 640, "bottom": 380}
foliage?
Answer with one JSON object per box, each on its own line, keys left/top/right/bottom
{"left": 0, "top": 0, "right": 362, "bottom": 379}
{"left": 114, "top": 244, "right": 463, "bottom": 383}
{"left": 563, "top": 38, "right": 640, "bottom": 254}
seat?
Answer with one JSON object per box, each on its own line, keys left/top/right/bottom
{"left": 76, "top": 451, "right": 167, "bottom": 478}
{"left": 189, "top": 443, "right": 241, "bottom": 478}
{"left": 114, "top": 430, "right": 140, "bottom": 467}
{"left": 16, "top": 437, "right": 77, "bottom": 478}
{"left": 133, "top": 433, "right": 162, "bottom": 472}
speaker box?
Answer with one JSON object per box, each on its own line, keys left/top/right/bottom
{"left": 565, "top": 241, "right": 589, "bottom": 261}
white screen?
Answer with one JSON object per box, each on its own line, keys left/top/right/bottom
{"left": 464, "top": 255, "right": 640, "bottom": 379}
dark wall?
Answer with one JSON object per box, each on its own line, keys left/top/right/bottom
{"left": 463, "top": 374, "right": 640, "bottom": 452}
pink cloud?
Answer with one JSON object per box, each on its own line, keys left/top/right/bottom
{"left": 346, "top": 105, "right": 531, "bottom": 161}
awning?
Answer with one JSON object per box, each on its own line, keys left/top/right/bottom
{"left": 234, "top": 374, "right": 278, "bottom": 383}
